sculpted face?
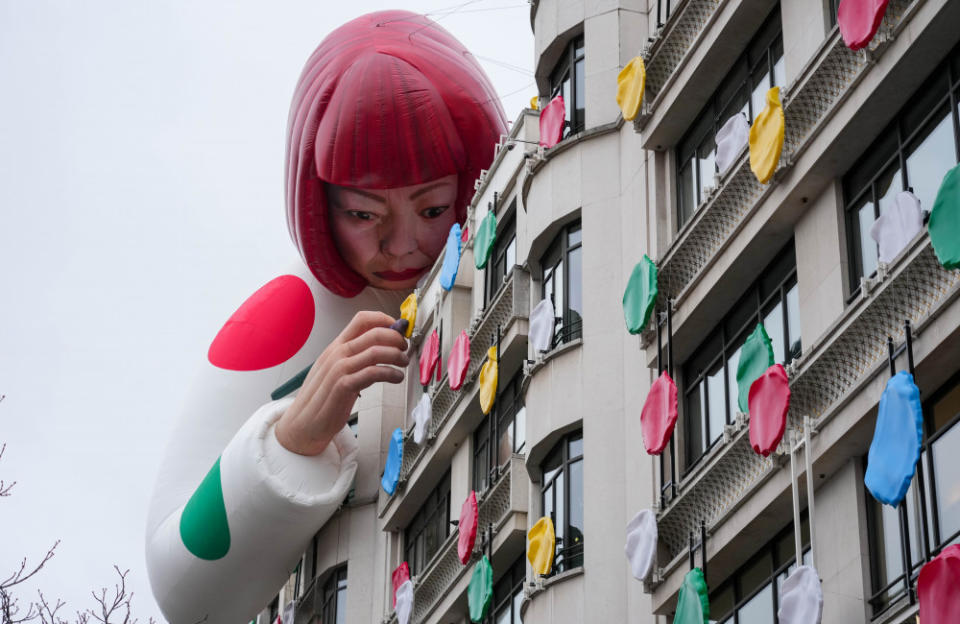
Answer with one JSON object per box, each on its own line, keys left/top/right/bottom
{"left": 327, "top": 174, "right": 459, "bottom": 291}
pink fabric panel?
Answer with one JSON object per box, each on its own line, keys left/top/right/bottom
{"left": 539, "top": 96, "right": 565, "bottom": 148}
{"left": 458, "top": 491, "right": 479, "bottom": 564}
{"left": 419, "top": 330, "right": 440, "bottom": 386}
{"left": 448, "top": 330, "right": 471, "bottom": 390}
{"left": 838, "top": 0, "right": 890, "bottom": 50}
{"left": 748, "top": 364, "right": 791, "bottom": 456}
{"left": 641, "top": 372, "right": 678, "bottom": 455}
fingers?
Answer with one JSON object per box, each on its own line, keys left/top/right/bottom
{"left": 337, "top": 311, "right": 398, "bottom": 345}
{"left": 341, "top": 327, "right": 408, "bottom": 358}
{"left": 339, "top": 365, "right": 406, "bottom": 393}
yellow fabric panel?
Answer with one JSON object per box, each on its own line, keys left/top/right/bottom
{"left": 478, "top": 346, "right": 498, "bottom": 415}
{"left": 616, "top": 56, "right": 646, "bottom": 122}
{"left": 400, "top": 293, "right": 417, "bottom": 338}
{"left": 527, "top": 516, "right": 556, "bottom": 576}
{"left": 749, "top": 87, "right": 784, "bottom": 184}
{"left": 530, "top": 96, "right": 539, "bottom": 111}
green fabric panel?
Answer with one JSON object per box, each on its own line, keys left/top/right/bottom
{"left": 736, "top": 323, "right": 775, "bottom": 413}
{"left": 929, "top": 163, "right": 960, "bottom": 270}
{"left": 179, "top": 457, "right": 231, "bottom": 560}
{"left": 474, "top": 212, "right": 498, "bottom": 270}
{"left": 468, "top": 555, "right": 494, "bottom": 622}
{"left": 673, "top": 568, "right": 710, "bottom": 624}
{"left": 623, "top": 255, "right": 659, "bottom": 334}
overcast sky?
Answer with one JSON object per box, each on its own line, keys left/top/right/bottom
{"left": 0, "top": 2, "right": 533, "bottom": 619}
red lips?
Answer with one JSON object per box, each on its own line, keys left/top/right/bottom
{"left": 374, "top": 267, "right": 428, "bottom": 281}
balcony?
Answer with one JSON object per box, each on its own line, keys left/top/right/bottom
{"left": 383, "top": 454, "right": 529, "bottom": 624}
{"left": 654, "top": 0, "right": 918, "bottom": 310}
{"left": 653, "top": 232, "right": 960, "bottom": 582}
{"left": 379, "top": 267, "right": 530, "bottom": 529}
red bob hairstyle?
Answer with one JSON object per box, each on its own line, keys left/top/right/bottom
{"left": 285, "top": 11, "right": 508, "bottom": 297}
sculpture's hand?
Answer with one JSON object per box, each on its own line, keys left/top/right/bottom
{"left": 275, "top": 311, "right": 408, "bottom": 456}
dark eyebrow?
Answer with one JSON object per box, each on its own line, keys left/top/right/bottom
{"left": 340, "top": 187, "right": 387, "bottom": 204}
{"left": 409, "top": 181, "right": 454, "bottom": 200}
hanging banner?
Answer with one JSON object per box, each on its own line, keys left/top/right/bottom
{"left": 674, "top": 568, "right": 710, "bottom": 624}
{"left": 624, "top": 509, "right": 658, "bottom": 581}
{"left": 527, "top": 516, "right": 556, "bottom": 576}
{"left": 736, "top": 323, "right": 775, "bottom": 414}
{"left": 412, "top": 393, "right": 432, "bottom": 445}
{"left": 478, "top": 346, "right": 499, "bottom": 415}
{"left": 392, "top": 562, "right": 411, "bottom": 607}
{"left": 529, "top": 299, "right": 556, "bottom": 353}
{"left": 928, "top": 163, "right": 960, "bottom": 270}
{"left": 918, "top": 544, "right": 960, "bottom": 622}
{"left": 458, "top": 491, "right": 479, "bottom": 564}
{"left": 539, "top": 95, "right": 565, "bottom": 148}
{"left": 400, "top": 292, "right": 418, "bottom": 338}
{"left": 467, "top": 556, "right": 494, "bottom": 622}
{"left": 838, "top": 0, "right": 890, "bottom": 51}
{"left": 869, "top": 191, "right": 923, "bottom": 264}
{"left": 616, "top": 56, "right": 647, "bottom": 121}
{"left": 641, "top": 371, "right": 679, "bottom": 455}
{"left": 716, "top": 113, "right": 750, "bottom": 175}
{"left": 748, "top": 364, "right": 791, "bottom": 456}
{"left": 777, "top": 565, "right": 823, "bottom": 624}
{"left": 395, "top": 579, "right": 414, "bottom": 624}
{"left": 448, "top": 330, "right": 471, "bottom": 391}
{"left": 419, "top": 329, "right": 441, "bottom": 386}
{"left": 864, "top": 371, "right": 923, "bottom": 507}
{"left": 623, "top": 255, "right": 658, "bottom": 335}
{"left": 749, "top": 87, "right": 784, "bottom": 185}
{"left": 474, "top": 211, "right": 498, "bottom": 270}
{"left": 381, "top": 428, "right": 404, "bottom": 496}
{"left": 440, "top": 223, "right": 463, "bottom": 291}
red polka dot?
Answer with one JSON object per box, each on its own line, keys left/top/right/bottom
{"left": 208, "top": 275, "right": 314, "bottom": 371}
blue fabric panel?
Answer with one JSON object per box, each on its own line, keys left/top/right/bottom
{"left": 440, "top": 224, "right": 462, "bottom": 291}
{"left": 865, "top": 371, "right": 923, "bottom": 507}
{"left": 382, "top": 427, "right": 404, "bottom": 495}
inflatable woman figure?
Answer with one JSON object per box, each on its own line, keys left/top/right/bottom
{"left": 145, "top": 12, "right": 506, "bottom": 623}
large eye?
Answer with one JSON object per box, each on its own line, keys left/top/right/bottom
{"left": 422, "top": 205, "right": 450, "bottom": 219}
{"left": 348, "top": 210, "right": 376, "bottom": 221}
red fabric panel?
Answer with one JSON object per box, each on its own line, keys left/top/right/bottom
{"left": 458, "top": 491, "right": 479, "bottom": 565}
{"left": 461, "top": 225, "right": 469, "bottom": 243}
{"left": 208, "top": 275, "right": 314, "bottom": 371}
{"left": 748, "top": 364, "right": 791, "bottom": 456}
{"left": 838, "top": 0, "right": 890, "bottom": 50}
{"left": 539, "top": 96, "right": 565, "bottom": 148}
{"left": 641, "top": 372, "right": 678, "bottom": 455}
{"left": 919, "top": 544, "right": 960, "bottom": 622}
{"left": 419, "top": 330, "right": 440, "bottom": 386}
{"left": 392, "top": 562, "right": 411, "bottom": 607}
{"left": 448, "top": 330, "right": 471, "bottom": 390}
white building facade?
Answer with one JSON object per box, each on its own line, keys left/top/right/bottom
{"left": 260, "top": 0, "right": 960, "bottom": 622}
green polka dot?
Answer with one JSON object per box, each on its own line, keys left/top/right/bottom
{"left": 929, "top": 163, "right": 960, "bottom": 270}
{"left": 474, "top": 211, "right": 498, "bottom": 270}
{"left": 736, "top": 323, "right": 775, "bottom": 413}
{"left": 623, "top": 255, "right": 659, "bottom": 334}
{"left": 179, "top": 457, "right": 231, "bottom": 560}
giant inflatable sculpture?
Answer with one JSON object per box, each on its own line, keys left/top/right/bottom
{"left": 145, "top": 11, "right": 506, "bottom": 623}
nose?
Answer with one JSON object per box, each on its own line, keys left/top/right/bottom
{"left": 381, "top": 213, "right": 418, "bottom": 258}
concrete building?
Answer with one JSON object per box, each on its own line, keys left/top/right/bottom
{"left": 261, "top": 0, "right": 960, "bottom": 622}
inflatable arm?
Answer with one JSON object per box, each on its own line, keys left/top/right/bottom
{"left": 145, "top": 265, "right": 404, "bottom": 624}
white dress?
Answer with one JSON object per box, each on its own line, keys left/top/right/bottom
{"left": 145, "top": 259, "right": 406, "bottom": 624}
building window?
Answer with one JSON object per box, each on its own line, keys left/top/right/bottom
{"left": 319, "top": 565, "right": 347, "bottom": 624}
{"left": 681, "top": 243, "right": 800, "bottom": 472}
{"left": 676, "top": 5, "right": 784, "bottom": 227}
{"left": 549, "top": 35, "right": 585, "bottom": 137}
{"left": 473, "top": 372, "right": 527, "bottom": 492}
{"left": 656, "top": 0, "right": 674, "bottom": 27}
{"left": 404, "top": 471, "right": 451, "bottom": 576}
{"left": 541, "top": 220, "right": 583, "bottom": 347}
{"left": 486, "top": 201, "right": 517, "bottom": 305}
{"left": 488, "top": 555, "right": 525, "bottom": 624}
{"left": 842, "top": 43, "right": 960, "bottom": 290}
{"left": 540, "top": 430, "right": 584, "bottom": 575}
{"left": 709, "top": 516, "right": 811, "bottom": 623}
{"left": 268, "top": 596, "right": 279, "bottom": 623}
{"left": 866, "top": 372, "right": 960, "bottom": 616}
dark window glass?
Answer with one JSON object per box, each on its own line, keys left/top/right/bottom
{"left": 541, "top": 221, "right": 583, "bottom": 347}
{"left": 867, "top": 370, "right": 960, "bottom": 615}
{"left": 680, "top": 243, "right": 799, "bottom": 472}
{"left": 540, "top": 430, "right": 584, "bottom": 575}
{"left": 550, "top": 36, "right": 586, "bottom": 137}
{"left": 473, "top": 373, "right": 526, "bottom": 492}
{"left": 404, "top": 472, "right": 451, "bottom": 576}
{"left": 843, "top": 43, "right": 960, "bottom": 289}
{"left": 676, "top": 5, "right": 783, "bottom": 227}
{"left": 708, "top": 516, "right": 810, "bottom": 624}
{"left": 486, "top": 202, "right": 518, "bottom": 305}
{"left": 319, "top": 565, "right": 348, "bottom": 624}
{"left": 488, "top": 555, "right": 525, "bottom": 624}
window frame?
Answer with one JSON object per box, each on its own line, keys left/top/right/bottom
{"left": 487, "top": 555, "right": 525, "bottom": 624}
{"left": 539, "top": 430, "right": 584, "bottom": 576}
{"left": 865, "top": 370, "right": 960, "bottom": 617}
{"left": 549, "top": 35, "right": 586, "bottom": 137}
{"left": 540, "top": 220, "right": 583, "bottom": 347}
{"left": 473, "top": 372, "right": 526, "bottom": 492}
{"left": 842, "top": 45, "right": 960, "bottom": 293}
{"left": 403, "top": 471, "right": 452, "bottom": 576}
{"left": 675, "top": 5, "right": 784, "bottom": 228}
{"left": 318, "top": 564, "right": 348, "bottom": 624}
{"left": 485, "top": 200, "right": 518, "bottom": 306}
{"left": 679, "top": 242, "right": 800, "bottom": 474}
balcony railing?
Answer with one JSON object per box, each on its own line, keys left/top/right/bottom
{"left": 655, "top": 234, "right": 960, "bottom": 561}
{"left": 385, "top": 454, "right": 528, "bottom": 624}
{"left": 654, "top": 0, "right": 918, "bottom": 309}
{"left": 397, "top": 267, "right": 530, "bottom": 485}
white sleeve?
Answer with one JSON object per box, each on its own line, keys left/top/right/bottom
{"left": 146, "top": 398, "right": 357, "bottom": 624}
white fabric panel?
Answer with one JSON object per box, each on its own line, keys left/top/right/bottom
{"left": 870, "top": 191, "right": 923, "bottom": 264}
{"left": 624, "top": 509, "right": 658, "bottom": 581}
{"left": 282, "top": 600, "right": 295, "bottom": 624}
{"left": 716, "top": 113, "right": 750, "bottom": 175}
{"left": 396, "top": 579, "right": 414, "bottom": 624}
{"left": 778, "top": 565, "right": 823, "bottom": 624}
{"left": 412, "top": 393, "right": 432, "bottom": 445}
{"left": 529, "top": 299, "right": 555, "bottom": 354}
